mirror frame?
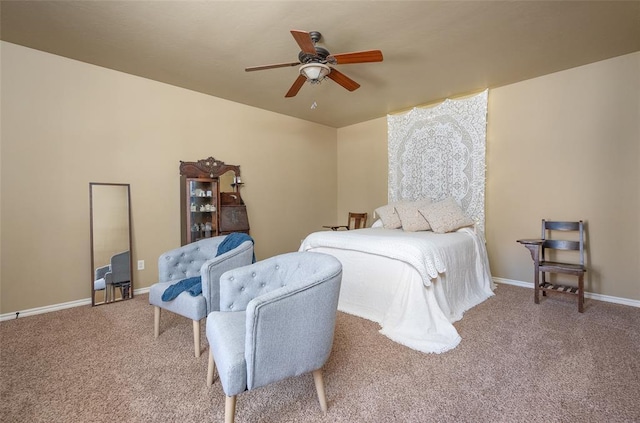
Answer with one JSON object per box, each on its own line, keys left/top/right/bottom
{"left": 89, "top": 182, "right": 133, "bottom": 306}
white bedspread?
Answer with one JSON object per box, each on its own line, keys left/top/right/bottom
{"left": 299, "top": 227, "right": 495, "bottom": 353}
{"left": 300, "top": 228, "right": 446, "bottom": 284}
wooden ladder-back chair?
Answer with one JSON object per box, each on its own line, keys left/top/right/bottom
{"left": 518, "top": 220, "right": 587, "bottom": 312}
{"left": 347, "top": 212, "right": 368, "bottom": 230}
{"left": 323, "top": 212, "right": 368, "bottom": 231}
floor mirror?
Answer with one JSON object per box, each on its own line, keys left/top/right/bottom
{"left": 90, "top": 183, "right": 133, "bottom": 306}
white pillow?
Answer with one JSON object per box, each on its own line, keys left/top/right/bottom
{"left": 374, "top": 202, "right": 403, "bottom": 229}
{"left": 371, "top": 219, "right": 384, "bottom": 228}
{"left": 395, "top": 199, "right": 432, "bottom": 232}
{"left": 418, "top": 197, "right": 474, "bottom": 234}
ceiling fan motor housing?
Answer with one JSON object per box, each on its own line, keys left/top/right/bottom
{"left": 298, "top": 46, "right": 330, "bottom": 64}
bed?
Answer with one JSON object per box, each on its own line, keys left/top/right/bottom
{"left": 299, "top": 226, "right": 495, "bottom": 353}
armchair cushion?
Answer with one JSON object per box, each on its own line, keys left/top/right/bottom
{"left": 94, "top": 278, "right": 106, "bottom": 291}
{"left": 149, "top": 280, "right": 207, "bottom": 321}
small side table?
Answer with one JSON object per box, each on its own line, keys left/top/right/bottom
{"left": 516, "top": 239, "right": 544, "bottom": 304}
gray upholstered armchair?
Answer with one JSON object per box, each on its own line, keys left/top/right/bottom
{"left": 205, "top": 251, "right": 342, "bottom": 423}
{"left": 93, "top": 250, "right": 131, "bottom": 302}
{"left": 148, "top": 235, "right": 254, "bottom": 357}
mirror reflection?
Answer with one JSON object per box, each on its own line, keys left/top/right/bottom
{"left": 219, "top": 170, "right": 235, "bottom": 193}
{"left": 90, "top": 183, "right": 133, "bottom": 306}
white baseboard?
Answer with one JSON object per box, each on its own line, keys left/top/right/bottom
{"left": 0, "top": 286, "right": 151, "bottom": 322}
{"left": 493, "top": 277, "right": 640, "bottom": 308}
{"left": 2, "top": 281, "right": 637, "bottom": 322}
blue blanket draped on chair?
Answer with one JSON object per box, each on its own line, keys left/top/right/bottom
{"left": 161, "top": 233, "right": 255, "bottom": 301}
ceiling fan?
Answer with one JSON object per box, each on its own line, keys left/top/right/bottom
{"left": 245, "top": 30, "right": 383, "bottom": 98}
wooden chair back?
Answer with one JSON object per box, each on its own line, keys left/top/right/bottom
{"left": 541, "top": 220, "right": 585, "bottom": 265}
{"left": 348, "top": 212, "right": 368, "bottom": 230}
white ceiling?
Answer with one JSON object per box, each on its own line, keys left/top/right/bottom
{"left": 1, "top": 1, "right": 639, "bottom": 128}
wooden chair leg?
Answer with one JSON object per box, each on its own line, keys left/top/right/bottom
{"left": 193, "top": 319, "right": 201, "bottom": 358}
{"left": 312, "top": 369, "right": 328, "bottom": 413}
{"left": 578, "top": 274, "right": 584, "bottom": 313}
{"left": 534, "top": 265, "right": 540, "bottom": 304}
{"left": 207, "top": 350, "right": 215, "bottom": 387}
{"left": 154, "top": 306, "right": 161, "bottom": 338}
{"left": 225, "top": 395, "right": 236, "bottom": 423}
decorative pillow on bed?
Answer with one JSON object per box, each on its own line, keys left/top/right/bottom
{"left": 395, "top": 199, "right": 432, "bottom": 232}
{"left": 374, "top": 203, "right": 404, "bottom": 229}
{"left": 418, "top": 197, "right": 474, "bottom": 233}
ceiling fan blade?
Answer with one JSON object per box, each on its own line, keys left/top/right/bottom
{"left": 327, "top": 50, "right": 383, "bottom": 65}
{"left": 285, "top": 74, "right": 307, "bottom": 98}
{"left": 327, "top": 68, "right": 360, "bottom": 92}
{"left": 245, "top": 61, "right": 300, "bottom": 72}
{"left": 291, "top": 30, "right": 317, "bottom": 55}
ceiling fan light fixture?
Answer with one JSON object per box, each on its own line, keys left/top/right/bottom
{"left": 299, "top": 63, "right": 330, "bottom": 83}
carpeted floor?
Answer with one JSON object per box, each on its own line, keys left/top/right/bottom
{"left": 1, "top": 284, "right": 638, "bottom": 422}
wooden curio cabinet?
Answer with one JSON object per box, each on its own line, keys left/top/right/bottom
{"left": 180, "top": 157, "right": 249, "bottom": 245}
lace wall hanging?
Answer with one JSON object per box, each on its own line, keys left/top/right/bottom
{"left": 387, "top": 90, "right": 488, "bottom": 230}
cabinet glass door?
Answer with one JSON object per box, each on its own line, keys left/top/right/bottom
{"left": 187, "top": 178, "right": 218, "bottom": 243}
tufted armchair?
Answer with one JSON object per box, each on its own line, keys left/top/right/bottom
{"left": 205, "top": 251, "right": 342, "bottom": 423}
{"left": 148, "top": 236, "right": 254, "bottom": 357}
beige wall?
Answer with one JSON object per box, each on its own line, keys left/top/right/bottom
{"left": 0, "top": 42, "right": 337, "bottom": 313}
{"left": 2, "top": 42, "right": 638, "bottom": 314}
{"left": 486, "top": 52, "right": 639, "bottom": 301}
{"left": 336, "top": 118, "right": 389, "bottom": 225}
{"left": 337, "top": 52, "right": 640, "bottom": 301}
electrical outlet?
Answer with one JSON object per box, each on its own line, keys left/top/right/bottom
{"left": 137, "top": 260, "right": 145, "bottom": 270}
